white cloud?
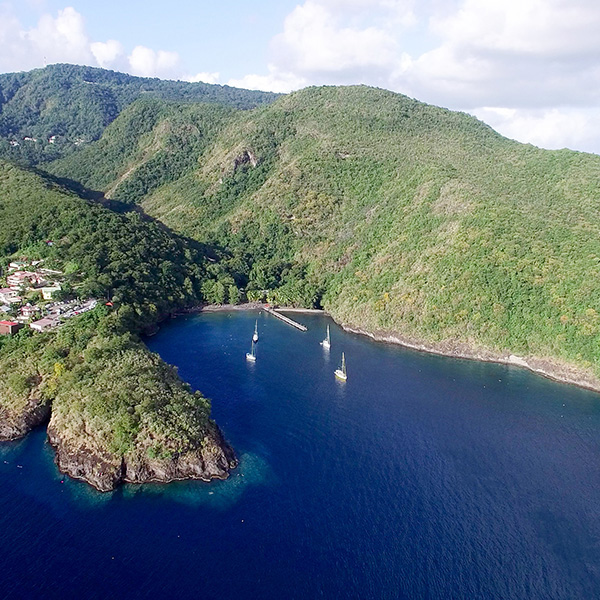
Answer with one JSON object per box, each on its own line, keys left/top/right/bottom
{"left": 0, "top": 5, "right": 95, "bottom": 72}
{"left": 407, "top": 0, "right": 600, "bottom": 108}
{"left": 0, "top": 7, "right": 33, "bottom": 72}
{"left": 431, "top": 0, "right": 600, "bottom": 57}
{"left": 0, "top": 4, "right": 187, "bottom": 80}
{"left": 127, "top": 46, "right": 180, "bottom": 79}
{"left": 186, "top": 71, "right": 221, "bottom": 85}
{"left": 24, "top": 7, "right": 93, "bottom": 65}
{"left": 90, "top": 40, "right": 124, "bottom": 69}
{"left": 229, "top": 0, "right": 414, "bottom": 93}
{"left": 228, "top": 65, "right": 307, "bottom": 93}
{"left": 472, "top": 106, "right": 600, "bottom": 153}
{"left": 272, "top": 1, "right": 400, "bottom": 82}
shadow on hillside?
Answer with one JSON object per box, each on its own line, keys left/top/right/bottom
{"left": 37, "top": 169, "right": 222, "bottom": 262}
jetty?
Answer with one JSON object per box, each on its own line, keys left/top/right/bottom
{"left": 265, "top": 307, "right": 308, "bottom": 331}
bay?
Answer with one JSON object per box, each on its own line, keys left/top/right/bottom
{"left": 1, "top": 310, "right": 600, "bottom": 599}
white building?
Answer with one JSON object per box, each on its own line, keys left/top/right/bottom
{"left": 41, "top": 285, "right": 62, "bottom": 300}
{"left": 8, "top": 261, "right": 27, "bottom": 271}
{"left": 30, "top": 317, "right": 59, "bottom": 332}
{"left": 6, "top": 271, "right": 45, "bottom": 289}
{"left": 20, "top": 303, "right": 40, "bottom": 318}
{"left": 0, "top": 288, "right": 21, "bottom": 304}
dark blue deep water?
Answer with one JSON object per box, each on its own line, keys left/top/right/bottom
{"left": 2, "top": 311, "right": 600, "bottom": 599}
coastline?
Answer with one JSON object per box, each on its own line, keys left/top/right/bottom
{"left": 340, "top": 323, "right": 600, "bottom": 395}
{"left": 187, "top": 302, "right": 600, "bottom": 395}
{"left": 180, "top": 302, "right": 324, "bottom": 315}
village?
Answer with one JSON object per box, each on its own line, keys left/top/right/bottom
{"left": 0, "top": 259, "right": 98, "bottom": 336}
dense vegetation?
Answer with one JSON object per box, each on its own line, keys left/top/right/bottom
{"left": 48, "top": 99, "right": 237, "bottom": 205}
{"left": 48, "top": 85, "right": 600, "bottom": 378}
{"left": 0, "top": 160, "right": 230, "bottom": 461}
{"left": 0, "top": 63, "right": 277, "bottom": 166}
{"left": 0, "top": 161, "right": 210, "bottom": 321}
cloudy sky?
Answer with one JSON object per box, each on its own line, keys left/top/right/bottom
{"left": 2, "top": 0, "right": 600, "bottom": 154}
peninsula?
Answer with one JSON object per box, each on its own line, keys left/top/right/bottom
{"left": 0, "top": 160, "right": 237, "bottom": 490}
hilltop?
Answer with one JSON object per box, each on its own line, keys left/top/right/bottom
{"left": 0, "top": 63, "right": 278, "bottom": 165}
{"left": 48, "top": 84, "right": 600, "bottom": 388}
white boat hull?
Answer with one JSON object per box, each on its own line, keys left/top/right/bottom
{"left": 334, "top": 369, "right": 346, "bottom": 381}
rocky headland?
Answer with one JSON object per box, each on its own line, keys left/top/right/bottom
{"left": 47, "top": 418, "right": 236, "bottom": 492}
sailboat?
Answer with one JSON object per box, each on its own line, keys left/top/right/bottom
{"left": 321, "top": 325, "right": 331, "bottom": 349}
{"left": 246, "top": 339, "right": 257, "bottom": 362}
{"left": 334, "top": 352, "right": 347, "bottom": 381}
{"left": 253, "top": 320, "right": 259, "bottom": 343}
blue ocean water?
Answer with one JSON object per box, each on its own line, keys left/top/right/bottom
{"left": 1, "top": 310, "right": 600, "bottom": 599}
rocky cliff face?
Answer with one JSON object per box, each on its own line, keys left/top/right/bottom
{"left": 123, "top": 423, "right": 236, "bottom": 486}
{"left": 47, "top": 419, "right": 236, "bottom": 492}
{"left": 0, "top": 395, "right": 50, "bottom": 441}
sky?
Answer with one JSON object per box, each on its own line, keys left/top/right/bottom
{"left": 1, "top": 0, "right": 600, "bottom": 154}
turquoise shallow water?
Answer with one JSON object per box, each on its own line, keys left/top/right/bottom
{"left": 1, "top": 310, "right": 600, "bottom": 599}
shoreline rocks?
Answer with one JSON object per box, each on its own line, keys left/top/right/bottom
{"left": 0, "top": 396, "right": 51, "bottom": 442}
{"left": 341, "top": 324, "right": 600, "bottom": 394}
{"left": 47, "top": 420, "right": 237, "bottom": 492}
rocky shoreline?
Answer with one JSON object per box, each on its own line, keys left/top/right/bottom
{"left": 47, "top": 420, "right": 237, "bottom": 492}
{"left": 0, "top": 407, "right": 237, "bottom": 492}
{"left": 0, "top": 396, "right": 51, "bottom": 442}
{"left": 341, "top": 324, "right": 600, "bottom": 394}
{"left": 0, "top": 334, "right": 238, "bottom": 491}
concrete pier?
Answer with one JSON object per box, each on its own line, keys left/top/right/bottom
{"left": 265, "top": 307, "right": 308, "bottom": 331}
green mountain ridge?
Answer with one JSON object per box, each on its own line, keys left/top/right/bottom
{"left": 48, "top": 84, "right": 600, "bottom": 382}
{"left": 0, "top": 63, "right": 278, "bottom": 166}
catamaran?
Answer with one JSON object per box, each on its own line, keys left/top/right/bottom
{"left": 253, "top": 319, "right": 259, "bottom": 343}
{"left": 246, "top": 339, "right": 257, "bottom": 362}
{"left": 334, "top": 352, "right": 347, "bottom": 381}
{"left": 321, "top": 325, "right": 331, "bottom": 349}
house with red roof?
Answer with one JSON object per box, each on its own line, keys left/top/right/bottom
{"left": 0, "top": 321, "right": 23, "bottom": 336}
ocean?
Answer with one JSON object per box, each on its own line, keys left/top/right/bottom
{"left": 1, "top": 310, "right": 599, "bottom": 599}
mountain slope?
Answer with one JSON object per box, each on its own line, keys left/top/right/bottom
{"left": 47, "top": 98, "right": 237, "bottom": 203}
{"left": 0, "top": 63, "right": 278, "bottom": 165}
{"left": 47, "top": 84, "right": 600, "bottom": 385}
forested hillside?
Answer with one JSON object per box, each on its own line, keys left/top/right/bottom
{"left": 48, "top": 85, "right": 600, "bottom": 382}
{"left": 0, "top": 162, "right": 204, "bottom": 310}
{"left": 0, "top": 161, "right": 236, "bottom": 489}
{"left": 0, "top": 63, "right": 277, "bottom": 165}
{"left": 48, "top": 99, "right": 237, "bottom": 203}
